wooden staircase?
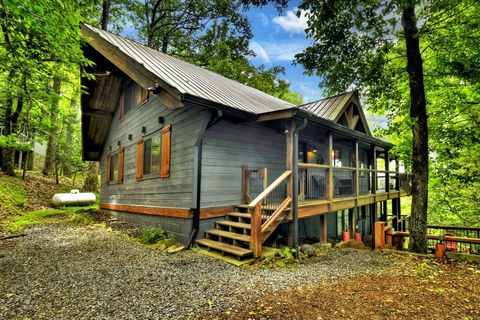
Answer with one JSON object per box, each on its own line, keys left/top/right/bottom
{"left": 196, "top": 208, "right": 257, "bottom": 259}
{"left": 196, "top": 170, "right": 292, "bottom": 260}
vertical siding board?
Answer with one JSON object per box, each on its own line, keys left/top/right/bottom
{"left": 201, "top": 121, "right": 286, "bottom": 207}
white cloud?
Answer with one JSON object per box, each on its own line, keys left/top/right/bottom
{"left": 258, "top": 12, "right": 269, "bottom": 27}
{"left": 249, "top": 41, "right": 271, "bottom": 64}
{"left": 257, "top": 40, "right": 309, "bottom": 62}
{"left": 300, "top": 84, "right": 320, "bottom": 96}
{"left": 272, "top": 8, "right": 309, "bottom": 34}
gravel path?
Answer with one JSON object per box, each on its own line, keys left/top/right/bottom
{"left": 0, "top": 224, "right": 398, "bottom": 319}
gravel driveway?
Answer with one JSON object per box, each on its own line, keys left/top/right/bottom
{"left": 0, "top": 224, "right": 396, "bottom": 319}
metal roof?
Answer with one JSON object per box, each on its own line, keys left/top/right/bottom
{"left": 298, "top": 91, "right": 356, "bottom": 121}
{"left": 83, "top": 24, "right": 295, "bottom": 115}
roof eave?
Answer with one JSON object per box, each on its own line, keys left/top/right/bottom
{"left": 294, "top": 109, "right": 393, "bottom": 148}
{"left": 182, "top": 94, "right": 258, "bottom": 121}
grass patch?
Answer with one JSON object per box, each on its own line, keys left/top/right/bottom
{"left": 3, "top": 208, "right": 65, "bottom": 233}
{"left": 3, "top": 205, "right": 100, "bottom": 233}
{"left": 0, "top": 175, "right": 28, "bottom": 216}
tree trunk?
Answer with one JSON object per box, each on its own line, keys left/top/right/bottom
{"left": 1, "top": 95, "right": 16, "bottom": 176}
{"left": 1, "top": 74, "right": 24, "bottom": 176}
{"left": 83, "top": 162, "right": 99, "bottom": 193}
{"left": 101, "top": 0, "right": 110, "bottom": 31}
{"left": 402, "top": 4, "right": 429, "bottom": 253}
{"left": 62, "top": 98, "right": 76, "bottom": 177}
{"left": 161, "top": 35, "right": 169, "bottom": 53}
{"left": 42, "top": 77, "right": 61, "bottom": 177}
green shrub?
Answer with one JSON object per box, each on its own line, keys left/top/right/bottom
{"left": 139, "top": 227, "right": 166, "bottom": 244}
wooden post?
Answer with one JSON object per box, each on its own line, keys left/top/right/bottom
{"left": 320, "top": 214, "right": 328, "bottom": 243}
{"left": 286, "top": 122, "right": 295, "bottom": 197}
{"left": 348, "top": 208, "right": 356, "bottom": 238}
{"left": 382, "top": 200, "right": 388, "bottom": 221}
{"left": 250, "top": 204, "right": 262, "bottom": 258}
{"left": 374, "top": 221, "right": 386, "bottom": 248}
{"left": 286, "top": 120, "right": 295, "bottom": 247}
{"left": 385, "top": 151, "right": 390, "bottom": 193}
{"left": 262, "top": 167, "right": 268, "bottom": 191}
{"left": 355, "top": 140, "right": 359, "bottom": 198}
{"left": 241, "top": 165, "right": 249, "bottom": 204}
{"left": 372, "top": 146, "right": 377, "bottom": 195}
{"left": 327, "top": 133, "right": 334, "bottom": 204}
{"left": 370, "top": 203, "right": 378, "bottom": 249}
{"left": 392, "top": 198, "right": 398, "bottom": 230}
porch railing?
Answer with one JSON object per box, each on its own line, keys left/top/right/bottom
{"left": 427, "top": 225, "right": 480, "bottom": 255}
{"left": 297, "top": 163, "right": 412, "bottom": 203}
{"left": 298, "top": 164, "right": 327, "bottom": 201}
{"left": 247, "top": 170, "right": 292, "bottom": 258}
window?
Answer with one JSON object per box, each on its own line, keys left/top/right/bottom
{"left": 120, "top": 81, "right": 148, "bottom": 119}
{"left": 106, "top": 147, "right": 124, "bottom": 185}
{"left": 136, "top": 125, "right": 171, "bottom": 181}
{"left": 143, "top": 136, "right": 161, "bottom": 175}
{"left": 107, "top": 151, "right": 119, "bottom": 184}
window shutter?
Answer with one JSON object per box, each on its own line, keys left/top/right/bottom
{"left": 161, "top": 124, "right": 171, "bottom": 178}
{"left": 119, "top": 91, "right": 125, "bottom": 120}
{"left": 106, "top": 154, "right": 111, "bottom": 186}
{"left": 136, "top": 138, "right": 143, "bottom": 181}
{"left": 118, "top": 147, "right": 125, "bottom": 183}
{"left": 141, "top": 88, "right": 148, "bottom": 104}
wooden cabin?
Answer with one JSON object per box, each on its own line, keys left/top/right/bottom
{"left": 80, "top": 24, "right": 411, "bottom": 259}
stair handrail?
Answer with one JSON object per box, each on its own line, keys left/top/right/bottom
{"left": 247, "top": 170, "right": 292, "bottom": 209}
{"left": 248, "top": 170, "right": 292, "bottom": 258}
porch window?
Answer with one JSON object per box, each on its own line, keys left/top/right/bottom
{"left": 298, "top": 141, "right": 327, "bottom": 164}
{"left": 143, "top": 136, "right": 161, "bottom": 176}
{"left": 358, "top": 147, "right": 372, "bottom": 194}
{"left": 120, "top": 81, "right": 148, "bottom": 119}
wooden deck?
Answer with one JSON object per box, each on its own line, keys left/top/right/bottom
{"left": 289, "top": 190, "right": 409, "bottom": 220}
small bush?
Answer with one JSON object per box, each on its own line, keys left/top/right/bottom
{"left": 139, "top": 227, "right": 166, "bottom": 244}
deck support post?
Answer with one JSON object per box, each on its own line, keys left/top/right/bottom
{"left": 286, "top": 120, "right": 295, "bottom": 247}
{"left": 287, "top": 118, "right": 306, "bottom": 248}
{"left": 370, "top": 203, "right": 378, "bottom": 249}
{"left": 320, "top": 214, "right": 328, "bottom": 243}
{"left": 372, "top": 146, "right": 377, "bottom": 195}
{"left": 348, "top": 208, "right": 356, "bottom": 238}
{"left": 385, "top": 151, "right": 390, "bottom": 193}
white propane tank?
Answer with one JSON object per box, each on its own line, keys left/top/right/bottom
{"left": 51, "top": 189, "right": 96, "bottom": 207}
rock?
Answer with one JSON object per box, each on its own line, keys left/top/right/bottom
{"left": 166, "top": 245, "right": 185, "bottom": 254}
{"left": 312, "top": 242, "right": 332, "bottom": 249}
{"left": 299, "top": 244, "right": 316, "bottom": 256}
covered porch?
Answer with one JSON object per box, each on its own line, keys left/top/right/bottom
{"left": 242, "top": 110, "right": 412, "bottom": 257}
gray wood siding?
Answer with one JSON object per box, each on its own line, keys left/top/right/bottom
{"left": 200, "top": 120, "right": 286, "bottom": 207}
{"left": 100, "top": 94, "right": 210, "bottom": 208}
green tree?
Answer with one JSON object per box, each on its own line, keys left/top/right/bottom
{"left": 0, "top": 0, "right": 88, "bottom": 176}
{"left": 295, "top": 0, "right": 478, "bottom": 253}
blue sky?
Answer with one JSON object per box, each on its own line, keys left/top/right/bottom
{"left": 245, "top": 2, "right": 324, "bottom": 103}
{"left": 118, "top": 2, "right": 323, "bottom": 103}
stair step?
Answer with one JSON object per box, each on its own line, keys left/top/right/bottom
{"left": 196, "top": 239, "right": 252, "bottom": 257}
{"left": 206, "top": 229, "right": 250, "bottom": 242}
{"left": 216, "top": 220, "right": 251, "bottom": 229}
{"left": 226, "top": 212, "right": 251, "bottom": 219}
